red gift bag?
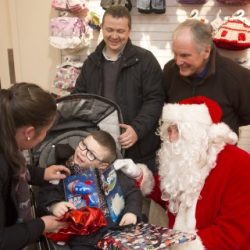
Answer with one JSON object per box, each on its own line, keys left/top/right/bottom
{"left": 45, "top": 207, "right": 107, "bottom": 242}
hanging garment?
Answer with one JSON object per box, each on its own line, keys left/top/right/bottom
{"left": 213, "top": 10, "right": 250, "bottom": 50}
{"left": 100, "top": 0, "right": 132, "bottom": 11}
{"left": 137, "top": 0, "right": 166, "bottom": 14}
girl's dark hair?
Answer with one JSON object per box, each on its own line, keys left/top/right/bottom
{"left": 0, "top": 82, "right": 57, "bottom": 174}
{"left": 91, "top": 130, "right": 117, "bottom": 164}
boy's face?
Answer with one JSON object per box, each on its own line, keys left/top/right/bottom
{"left": 73, "top": 135, "right": 110, "bottom": 169}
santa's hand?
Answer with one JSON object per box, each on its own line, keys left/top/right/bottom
{"left": 49, "top": 201, "right": 75, "bottom": 217}
{"left": 119, "top": 212, "right": 137, "bottom": 226}
{"left": 114, "top": 159, "right": 142, "bottom": 179}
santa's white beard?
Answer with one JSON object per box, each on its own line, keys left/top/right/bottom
{"left": 158, "top": 123, "right": 218, "bottom": 214}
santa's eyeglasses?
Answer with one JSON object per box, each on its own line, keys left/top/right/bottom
{"left": 78, "top": 141, "right": 103, "bottom": 162}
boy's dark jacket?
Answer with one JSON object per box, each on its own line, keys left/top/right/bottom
{"left": 37, "top": 144, "right": 143, "bottom": 247}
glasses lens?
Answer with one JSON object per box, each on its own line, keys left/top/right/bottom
{"left": 86, "top": 151, "right": 96, "bottom": 161}
{"left": 79, "top": 141, "right": 86, "bottom": 151}
{"left": 79, "top": 141, "right": 102, "bottom": 162}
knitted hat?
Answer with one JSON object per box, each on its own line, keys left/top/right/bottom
{"left": 162, "top": 96, "right": 222, "bottom": 125}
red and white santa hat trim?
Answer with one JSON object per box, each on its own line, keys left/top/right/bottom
{"left": 162, "top": 96, "right": 222, "bottom": 125}
{"left": 161, "top": 96, "right": 238, "bottom": 145}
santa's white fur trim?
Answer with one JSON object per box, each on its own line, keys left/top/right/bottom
{"left": 162, "top": 103, "right": 212, "bottom": 125}
{"left": 208, "top": 123, "right": 238, "bottom": 145}
{"left": 171, "top": 196, "right": 205, "bottom": 250}
{"left": 173, "top": 196, "right": 198, "bottom": 231}
{"left": 170, "top": 235, "right": 205, "bottom": 250}
{"left": 137, "top": 164, "right": 155, "bottom": 196}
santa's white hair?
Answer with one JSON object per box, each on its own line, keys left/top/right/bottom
{"left": 157, "top": 120, "right": 237, "bottom": 214}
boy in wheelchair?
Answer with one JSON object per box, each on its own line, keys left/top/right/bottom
{"left": 37, "top": 130, "right": 142, "bottom": 250}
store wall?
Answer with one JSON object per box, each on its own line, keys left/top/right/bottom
{"left": 0, "top": 0, "right": 61, "bottom": 90}
{"left": 85, "top": 0, "right": 250, "bottom": 68}
{"left": 0, "top": 0, "right": 250, "bottom": 151}
{"left": 0, "top": 0, "right": 12, "bottom": 88}
{"left": 2, "top": 0, "right": 249, "bottom": 88}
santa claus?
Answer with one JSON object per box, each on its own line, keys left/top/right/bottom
{"left": 114, "top": 96, "right": 250, "bottom": 250}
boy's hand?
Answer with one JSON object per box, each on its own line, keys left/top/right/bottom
{"left": 50, "top": 201, "right": 76, "bottom": 217}
{"left": 114, "top": 159, "right": 142, "bottom": 179}
{"left": 119, "top": 212, "right": 137, "bottom": 226}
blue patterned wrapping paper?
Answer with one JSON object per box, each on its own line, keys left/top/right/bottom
{"left": 98, "top": 222, "right": 196, "bottom": 249}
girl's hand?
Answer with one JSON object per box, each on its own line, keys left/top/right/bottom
{"left": 41, "top": 215, "right": 67, "bottom": 233}
{"left": 44, "top": 165, "right": 70, "bottom": 182}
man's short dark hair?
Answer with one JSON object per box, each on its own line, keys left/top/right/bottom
{"left": 102, "top": 5, "right": 131, "bottom": 29}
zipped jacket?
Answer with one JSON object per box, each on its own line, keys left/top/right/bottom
{"left": 73, "top": 39, "right": 164, "bottom": 170}
{"left": 163, "top": 47, "right": 250, "bottom": 134}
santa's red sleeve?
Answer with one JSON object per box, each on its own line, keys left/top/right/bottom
{"left": 136, "top": 164, "right": 166, "bottom": 209}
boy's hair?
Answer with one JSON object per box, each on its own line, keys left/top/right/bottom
{"left": 102, "top": 5, "right": 131, "bottom": 29}
{"left": 90, "top": 130, "right": 117, "bottom": 164}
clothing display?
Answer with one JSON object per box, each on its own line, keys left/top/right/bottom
{"left": 53, "top": 56, "right": 82, "bottom": 91}
{"left": 100, "top": 0, "right": 132, "bottom": 11}
{"left": 216, "top": 0, "right": 250, "bottom": 4}
{"left": 213, "top": 10, "right": 250, "bottom": 50}
{"left": 49, "top": 16, "right": 90, "bottom": 50}
{"left": 137, "top": 0, "right": 166, "bottom": 14}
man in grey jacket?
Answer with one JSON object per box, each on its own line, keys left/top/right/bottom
{"left": 73, "top": 6, "right": 164, "bottom": 172}
{"left": 163, "top": 19, "right": 250, "bottom": 134}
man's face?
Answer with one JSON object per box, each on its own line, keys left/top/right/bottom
{"left": 102, "top": 14, "right": 130, "bottom": 54}
{"left": 167, "top": 124, "right": 179, "bottom": 142}
{"left": 172, "top": 29, "right": 211, "bottom": 77}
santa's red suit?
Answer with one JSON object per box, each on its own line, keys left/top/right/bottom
{"left": 138, "top": 96, "right": 250, "bottom": 250}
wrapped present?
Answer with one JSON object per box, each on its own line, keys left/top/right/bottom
{"left": 97, "top": 222, "right": 196, "bottom": 249}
